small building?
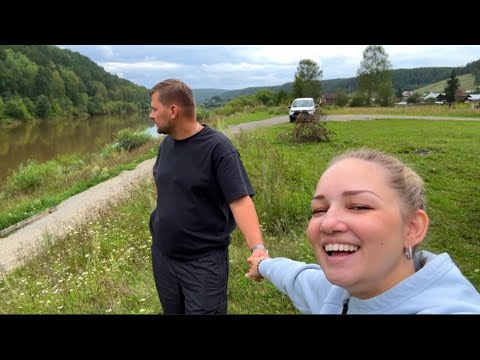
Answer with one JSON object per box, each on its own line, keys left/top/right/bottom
{"left": 321, "top": 93, "right": 337, "bottom": 105}
{"left": 424, "top": 92, "right": 446, "bottom": 102}
{"left": 466, "top": 94, "right": 480, "bottom": 102}
{"left": 455, "top": 89, "right": 469, "bottom": 102}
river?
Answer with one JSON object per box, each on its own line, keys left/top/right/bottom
{"left": 0, "top": 113, "right": 157, "bottom": 185}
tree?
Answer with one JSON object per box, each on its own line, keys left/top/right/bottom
{"left": 474, "top": 69, "right": 480, "bottom": 86}
{"left": 334, "top": 89, "right": 349, "bottom": 107}
{"left": 356, "top": 45, "right": 392, "bottom": 106}
{"left": 378, "top": 80, "right": 394, "bottom": 106}
{"left": 35, "top": 94, "right": 52, "bottom": 118}
{"left": 395, "top": 88, "right": 403, "bottom": 100}
{"left": 444, "top": 70, "right": 460, "bottom": 107}
{"left": 291, "top": 59, "right": 322, "bottom": 100}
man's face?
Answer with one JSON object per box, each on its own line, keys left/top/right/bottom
{"left": 149, "top": 93, "right": 172, "bottom": 135}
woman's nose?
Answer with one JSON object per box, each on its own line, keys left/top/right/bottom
{"left": 319, "top": 207, "right": 348, "bottom": 234}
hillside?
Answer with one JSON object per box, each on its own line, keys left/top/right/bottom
{"left": 192, "top": 88, "right": 228, "bottom": 104}
{"left": 414, "top": 74, "right": 476, "bottom": 94}
{"left": 196, "top": 57, "right": 480, "bottom": 105}
{"left": 0, "top": 45, "right": 148, "bottom": 120}
{"left": 197, "top": 67, "right": 460, "bottom": 104}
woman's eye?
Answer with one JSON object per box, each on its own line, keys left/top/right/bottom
{"left": 312, "top": 208, "right": 327, "bottom": 215}
{"left": 351, "top": 205, "right": 370, "bottom": 211}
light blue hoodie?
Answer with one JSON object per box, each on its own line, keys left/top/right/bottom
{"left": 258, "top": 250, "right": 480, "bottom": 314}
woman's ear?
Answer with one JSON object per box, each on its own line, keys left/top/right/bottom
{"left": 405, "top": 209, "right": 429, "bottom": 248}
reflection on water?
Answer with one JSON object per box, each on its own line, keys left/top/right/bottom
{"left": 0, "top": 114, "right": 159, "bottom": 184}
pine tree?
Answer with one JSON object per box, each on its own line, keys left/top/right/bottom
{"left": 444, "top": 70, "right": 460, "bottom": 107}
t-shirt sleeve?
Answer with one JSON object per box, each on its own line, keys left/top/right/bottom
{"left": 215, "top": 150, "right": 255, "bottom": 204}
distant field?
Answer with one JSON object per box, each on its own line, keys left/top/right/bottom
{"left": 324, "top": 104, "right": 480, "bottom": 118}
{"left": 415, "top": 73, "right": 476, "bottom": 93}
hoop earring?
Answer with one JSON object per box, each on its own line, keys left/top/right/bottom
{"left": 404, "top": 246, "right": 413, "bottom": 260}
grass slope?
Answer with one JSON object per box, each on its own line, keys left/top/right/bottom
{"left": 415, "top": 74, "right": 476, "bottom": 94}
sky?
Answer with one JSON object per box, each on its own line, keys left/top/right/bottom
{"left": 57, "top": 45, "right": 480, "bottom": 90}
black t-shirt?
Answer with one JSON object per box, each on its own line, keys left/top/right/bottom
{"left": 149, "top": 125, "right": 254, "bottom": 260}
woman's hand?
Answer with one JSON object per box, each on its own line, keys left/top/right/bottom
{"left": 245, "top": 254, "right": 269, "bottom": 282}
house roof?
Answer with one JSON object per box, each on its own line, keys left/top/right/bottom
{"left": 424, "top": 92, "right": 444, "bottom": 100}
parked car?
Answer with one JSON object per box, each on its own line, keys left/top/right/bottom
{"left": 288, "top": 98, "right": 318, "bottom": 122}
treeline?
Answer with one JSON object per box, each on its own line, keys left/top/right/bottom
{"left": 462, "top": 59, "right": 480, "bottom": 85}
{"left": 391, "top": 67, "right": 452, "bottom": 92}
{"left": 200, "top": 59, "right": 480, "bottom": 108}
{"left": 0, "top": 45, "right": 149, "bottom": 121}
{"left": 197, "top": 90, "right": 289, "bottom": 120}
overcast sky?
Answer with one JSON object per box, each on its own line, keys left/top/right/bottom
{"left": 57, "top": 45, "right": 480, "bottom": 90}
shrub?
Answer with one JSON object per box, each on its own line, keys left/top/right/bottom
{"left": 280, "top": 113, "right": 334, "bottom": 143}
{"left": 114, "top": 128, "right": 152, "bottom": 152}
{"left": 4, "top": 97, "right": 32, "bottom": 120}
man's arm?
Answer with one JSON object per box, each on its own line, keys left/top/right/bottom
{"left": 229, "top": 195, "right": 268, "bottom": 259}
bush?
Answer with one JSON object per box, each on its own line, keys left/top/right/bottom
{"left": 350, "top": 94, "right": 366, "bottom": 107}
{"left": 114, "top": 128, "right": 152, "bottom": 152}
{"left": 4, "top": 97, "right": 32, "bottom": 120}
{"left": 3, "top": 160, "right": 45, "bottom": 195}
{"left": 280, "top": 113, "right": 334, "bottom": 143}
{"left": 196, "top": 105, "right": 210, "bottom": 121}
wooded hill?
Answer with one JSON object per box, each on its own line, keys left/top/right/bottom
{"left": 197, "top": 59, "right": 480, "bottom": 105}
{"left": 0, "top": 45, "right": 149, "bottom": 121}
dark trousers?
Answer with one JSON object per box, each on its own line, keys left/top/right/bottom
{"left": 152, "top": 245, "right": 229, "bottom": 314}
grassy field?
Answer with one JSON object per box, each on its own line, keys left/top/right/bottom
{"left": 324, "top": 104, "right": 480, "bottom": 117}
{"left": 1, "top": 118, "right": 478, "bottom": 314}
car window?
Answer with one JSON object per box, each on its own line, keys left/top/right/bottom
{"left": 292, "top": 99, "right": 314, "bottom": 107}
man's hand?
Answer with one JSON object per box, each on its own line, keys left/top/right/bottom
{"left": 247, "top": 247, "right": 268, "bottom": 263}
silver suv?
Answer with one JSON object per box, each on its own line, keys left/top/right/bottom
{"left": 288, "top": 98, "right": 317, "bottom": 122}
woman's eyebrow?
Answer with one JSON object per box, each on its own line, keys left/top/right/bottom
{"left": 312, "top": 190, "right": 382, "bottom": 201}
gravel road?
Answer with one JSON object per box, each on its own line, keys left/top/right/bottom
{"left": 1, "top": 114, "right": 478, "bottom": 274}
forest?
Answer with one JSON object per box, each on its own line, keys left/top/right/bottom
{"left": 0, "top": 45, "right": 149, "bottom": 121}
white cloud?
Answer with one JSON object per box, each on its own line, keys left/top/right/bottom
{"left": 200, "top": 62, "right": 291, "bottom": 73}
{"left": 97, "top": 45, "right": 117, "bottom": 58}
{"left": 57, "top": 45, "right": 480, "bottom": 89}
{"left": 240, "top": 45, "right": 366, "bottom": 65}
{"left": 100, "top": 61, "right": 184, "bottom": 73}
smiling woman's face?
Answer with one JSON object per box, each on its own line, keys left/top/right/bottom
{"left": 306, "top": 158, "right": 411, "bottom": 299}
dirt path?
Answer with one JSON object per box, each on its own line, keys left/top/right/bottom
{"left": 1, "top": 114, "right": 478, "bottom": 274}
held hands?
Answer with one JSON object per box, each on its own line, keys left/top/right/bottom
{"left": 245, "top": 251, "right": 270, "bottom": 282}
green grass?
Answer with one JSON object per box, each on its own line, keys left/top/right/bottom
{"left": 415, "top": 73, "right": 476, "bottom": 93}
{"left": 324, "top": 103, "right": 480, "bottom": 118}
{"left": 1, "top": 118, "right": 479, "bottom": 314}
{"left": 0, "top": 132, "right": 157, "bottom": 232}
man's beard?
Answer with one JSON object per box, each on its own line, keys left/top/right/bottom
{"left": 156, "top": 124, "right": 171, "bottom": 135}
